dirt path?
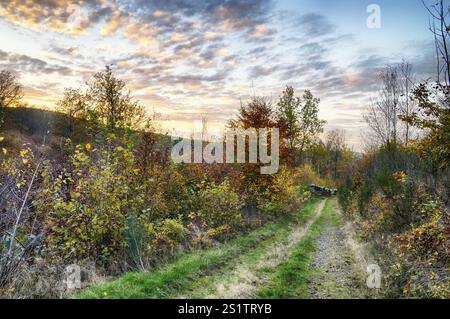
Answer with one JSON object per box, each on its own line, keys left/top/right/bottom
{"left": 187, "top": 199, "right": 327, "bottom": 299}
{"left": 308, "top": 200, "right": 377, "bottom": 299}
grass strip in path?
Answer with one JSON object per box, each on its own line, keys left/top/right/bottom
{"left": 255, "top": 198, "right": 336, "bottom": 299}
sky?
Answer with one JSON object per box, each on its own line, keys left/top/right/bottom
{"left": 0, "top": 0, "right": 441, "bottom": 150}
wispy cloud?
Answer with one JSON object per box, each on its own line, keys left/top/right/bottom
{"left": 0, "top": 49, "right": 72, "bottom": 75}
{"left": 0, "top": 0, "right": 436, "bottom": 150}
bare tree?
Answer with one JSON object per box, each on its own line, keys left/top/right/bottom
{"left": 0, "top": 160, "right": 43, "bottom": 288}
{"left": 56, "top": 88, "right": 88, "bottom": 139}
{"left": 399, "top": 60, "right": 417, "bottom": 145}
{"left": 423, "top": 0, "right": 450, "bottom": 85}
{"left": 325, "top": 129, "right": 346, "bottom": 180}
{"left": 0, "top": 70, "right": 23, "bottom": 128}
{"left": 364, "top": 66, "right": 402, "bottom": 146}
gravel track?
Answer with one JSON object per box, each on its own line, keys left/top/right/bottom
{"left": 308, "top": 201, "right": 376, "bottom": 299}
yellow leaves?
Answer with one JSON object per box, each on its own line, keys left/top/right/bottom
{"left": 144, "top": 222, "right": 155, "bottom": 234}
{"left": 73, "top": 146, "right": 90, "bottom": 165}
{"left": 392, "top": 263, "right": 402, "bottom": 272}
{"left": 72, "top": 191, "right": 81, "bottom": 199}
{"left": 0, "top": 137, "right": 9, "bottom": 158}
{"left": 20, "top": 149, "right": 29, "bottom": 157}
{"left": 393, "top": 171, "right": 407, "bottom": 183}
{"left": 19, "top": 148, "right": 31, "bottom": 165}
{"left": 45, "top": 156, "right": 131, "bottom": 261}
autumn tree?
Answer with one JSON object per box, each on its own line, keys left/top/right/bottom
{"left": 136, "top": 119, "right": 171, "bottom": 175}
{"left": 228, "top": 96, "right": 276, "bottom": 213}
{"left": 229, "top": 96, "right": 277, "bottom": 167}
{"left": 228, "top": 96, "right": 276, "bottom": 169}
{"left": 307, "top": 130, "right": 350, "bottom": 182}
{"left": 400, "top": 82, "right": 450, "bottom": 169}
{"left": 230, "top": 96, "right": 275, "bottom": 129}
{"left": 274, "top": 88, "right": 325, "bottom": 165}
{"left": 0, "top": 70, "right": 22, "bottom": 128}
{"left": 308, "top": 141, "right": 329, "bottom": 177}
{"left": 398, "top": 1, "right": 449, "bottom": 169}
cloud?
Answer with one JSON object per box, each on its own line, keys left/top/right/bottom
{"left": 406, "top": 41, "right": 438, "bottom": 80}
{"left": 0, "top": 49, "right": 72, "bottom": 76}
{"left": 166, "top": 69, "right": 231, "bottom": 84}
{"left": 0, "top": 1, "right": 436, "bottom": 151}
{"left": 352, "top": 54, "right": 388, "bottom": 71}
{"left": 248, "top": 65, "right": 278, "bottom": 78}
{"left": 89, "top": 0, "right": 274, "bottom": 48}
{"left": 100, "top": 9, "right": 129, "bottom": 36}
{"left": 293, "top": 13, "right": 336, "bottom": 38}
{"left": 0, "top": 0, "right": 113, "bottom": 35}
{"left": 207, "top": 0, "right": 273, "bottom": 32}
{"left": 48, "top": 45, "right": 83, "bottom": 58}
{"left": 125, "top": 0, "right": 273, "bottom": 29}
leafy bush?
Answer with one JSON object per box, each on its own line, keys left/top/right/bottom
{"left": 258, "top": 167, "right": 306, "bottom": 217}
{"left": 388, "top": 198, "right": 450, "bottom": 298}
{"left": 338, "top": 144, "right": 450, "bottom": 298}
{"left": 394, "top": 199, "right": 449, "bottom": 265}
{"left": 189, "top": 180, "right": 243, "bottom": 243}
{"left": 145, "top": 218, "right": 188, "bottom": 255}
{"left": 295, "top": 163, "right": 331, "bottom": 187}
{"left": 44, "top": 139, "right": 141, "bottom": 264}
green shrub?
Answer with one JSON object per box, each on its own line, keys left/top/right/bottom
{"left": 144, "top": 218, "right": 188, "bottom": 257}
{"left": 258, "top": 167, "right": 307, "bottom": 218}
{"left": 189, "top": 180, "right": 243, "bottom": 243}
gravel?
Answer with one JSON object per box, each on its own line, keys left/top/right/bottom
{"left": 308, "top": 217, "right": 373, "bottom": 299}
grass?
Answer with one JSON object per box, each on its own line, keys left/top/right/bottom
{"left": 255, "top": 198, "right": 337, "bottom": 299}
{"left": 181, "top": 225, "right": 291, "bottom": 298}
{"left": 75, "top": 198, "right": 321, "bottom": 299}
{"left": 183, "top": 198, "right": 324, "bottom": 298}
